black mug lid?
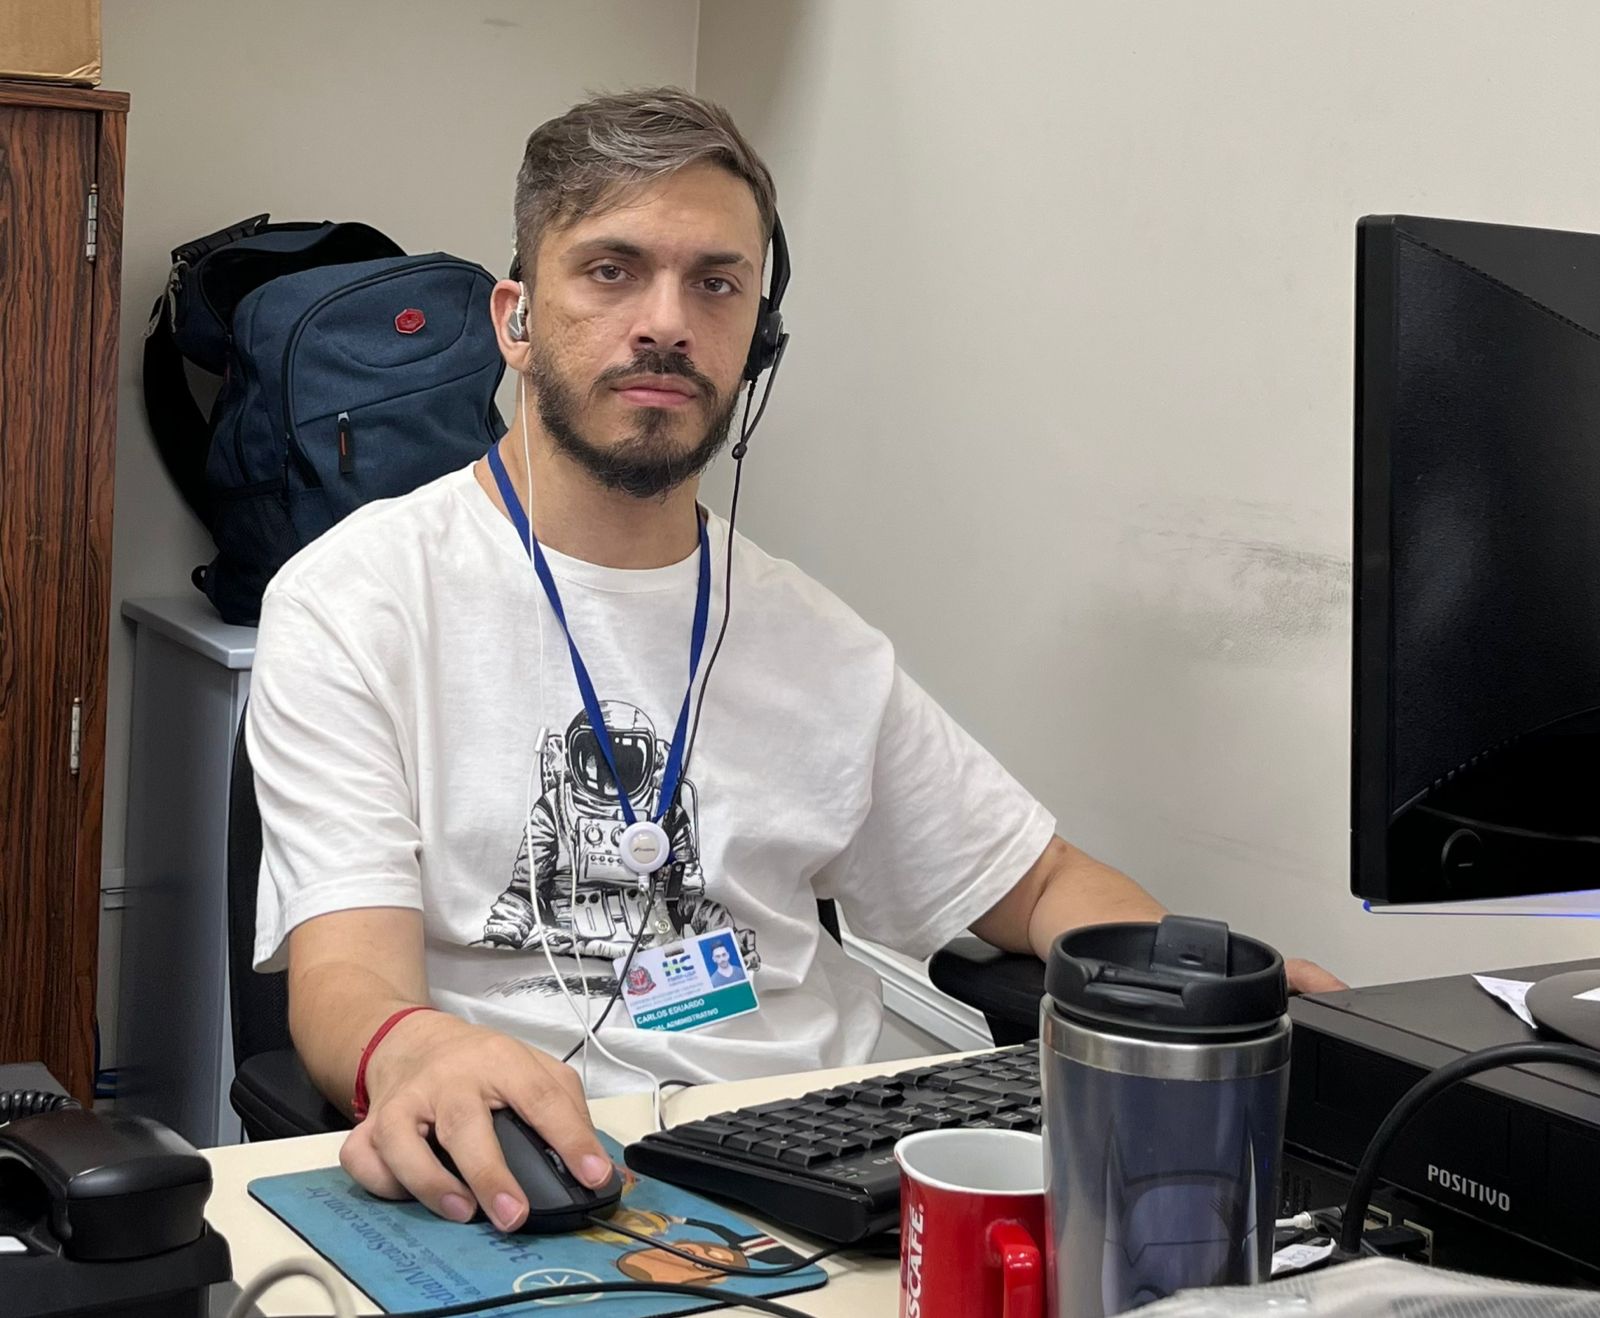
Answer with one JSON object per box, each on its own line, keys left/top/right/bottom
{"left": 1045, "top": 916, "right": 1287, "bottom": 1040}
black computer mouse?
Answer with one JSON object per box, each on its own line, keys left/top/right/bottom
{"left": 430, "top": 1108, "right": 623, "bottom": 1234}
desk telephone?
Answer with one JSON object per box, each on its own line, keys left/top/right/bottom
{"left": 0, "top": 1070, "right": 231, "bottom": 1318}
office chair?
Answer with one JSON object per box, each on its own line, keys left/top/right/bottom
{"left": 926, "top": 938, "right": 1046, "bottom": 1046}
{"left": 226, "top": 718, "right": 351, "bottom": 1140}
{"left": 224, "top": 717, "right": 862, "bottom": 1140}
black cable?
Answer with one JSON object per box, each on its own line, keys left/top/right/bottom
{"left": 0, "top": 1091, "right": 79, "bottom": 1124}
{"left": 287, "top": 1278, "right": 816, "bottom": 1318}
{"left": 684, "top": 339, "right": 785, "bottom": 771}
{"left": 586, "top": 1211, "right": 844, "bottom": 1277}
{"left": 560, "top": 890, "right": 658, "bottom": 1066}
{"left": 730, "top": 336, "right": 787, "bottom": 463}
{"left": 1338, "top": 1041, "right": 1600, "bottom": 1255}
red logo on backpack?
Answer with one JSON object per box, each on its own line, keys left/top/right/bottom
{"left": 395, "top": 308, "right": 426, "bottom": 335}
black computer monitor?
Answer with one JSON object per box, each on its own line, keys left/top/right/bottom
{"left": 1353, "top": 214, "right": 1600, "bottom": 910}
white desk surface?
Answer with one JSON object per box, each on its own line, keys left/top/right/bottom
{"left": 205, "top": 1055, "right": 936, "bottom": 1315}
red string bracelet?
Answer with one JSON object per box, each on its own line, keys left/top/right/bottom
{"left": 352, "top": 1005, "right": 438, "bottom": 1120}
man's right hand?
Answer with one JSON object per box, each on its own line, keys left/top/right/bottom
{"left": 337, "top": 1009, "right": 613, "bottom": 1232}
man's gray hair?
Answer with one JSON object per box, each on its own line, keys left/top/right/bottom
{"left": 512, "top": 87, "right": 777, "bottom": 279}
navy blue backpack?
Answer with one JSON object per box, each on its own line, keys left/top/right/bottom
{"left": 143, "top": 215, "right": 506, "bottom": 623}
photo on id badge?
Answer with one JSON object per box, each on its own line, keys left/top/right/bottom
{"left": 700, "top": 933, "right": 747, "bottom": 985}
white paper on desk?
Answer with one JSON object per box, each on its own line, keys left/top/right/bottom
{"left": 1272, "top": 1239, "right": 1335, "bottom": 1276}
{"left": 1573, "top": 987, "right": 1600, "bottom": 1003}
{"left": 1472, "top": 974, "right": 1538, "bottom": 1029}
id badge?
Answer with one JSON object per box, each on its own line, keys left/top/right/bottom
{"left": 612, "top": 930, "right": 759, "bottom": 1033}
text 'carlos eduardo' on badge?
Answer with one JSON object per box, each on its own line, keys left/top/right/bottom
{"left": 612, "top": 929, "right": 758, "bottom": 1034}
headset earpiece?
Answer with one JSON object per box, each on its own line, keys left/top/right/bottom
{"left": 743, "top": 216, "right": 791, "bottom": 383}
{"left": 743, "top": 296, "right": 783, "bottom": 383}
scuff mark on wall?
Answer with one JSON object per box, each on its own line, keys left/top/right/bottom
{"left": 1109, "top": 499, "right": 1350, "bottom": 660}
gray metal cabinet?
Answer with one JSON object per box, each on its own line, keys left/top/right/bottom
{"left": 118, "top": 597, "right": 256, "bottom": 1147}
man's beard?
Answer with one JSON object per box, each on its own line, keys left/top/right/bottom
{"left": 529, "top": 342, "right": 740, "bottom": 500}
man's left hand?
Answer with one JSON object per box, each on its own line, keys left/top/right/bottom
{"left": 1286, "top": 959, "right": 1347, "bottom": 995}
{"left": 971, "top": 837, "right": 1352, "bottom": 997}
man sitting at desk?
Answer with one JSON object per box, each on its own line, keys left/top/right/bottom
{"left": 248, "top": 87, "right": 1341, "bottom": 1236}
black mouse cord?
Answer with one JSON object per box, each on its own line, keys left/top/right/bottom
{"left": 584, "top": 1211, "right": 846, "bottom": 1276}
{"left": 280, "top": 1278, "right": 816, "bottom": 1317}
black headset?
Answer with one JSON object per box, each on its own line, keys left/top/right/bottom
{"left": 507, "top": 215, "right": 790, "bottom": 384}
{"left": 742, "top": 215, "right": 790, "bottom": 383}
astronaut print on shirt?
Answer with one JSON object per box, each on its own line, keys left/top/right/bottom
{"left": 477, "top": 699, "right": 759, "bottom": 998}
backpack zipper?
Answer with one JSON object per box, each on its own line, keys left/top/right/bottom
{"left": 337, "top": 411, "right": 354, "bottom": 474}
{"left": 280, "top": 258, "right": 464, "bottom": 488}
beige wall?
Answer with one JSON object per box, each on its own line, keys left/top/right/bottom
{"left": 99, "top": 0, "right": 700, "bottom": 879}
{"left": 695, "top": 0, "right": 1600, "bottom": 985}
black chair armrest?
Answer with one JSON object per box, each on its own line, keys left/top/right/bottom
{"left": 231, "top": 1049, "right": 352, "bottom": 1141}
{"left": 928, "top": 936, "right": 1046, "bottom": 1046}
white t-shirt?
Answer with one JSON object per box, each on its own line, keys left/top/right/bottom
{"left": 249, "top": 464, "right": 1056, "bottom": 1095}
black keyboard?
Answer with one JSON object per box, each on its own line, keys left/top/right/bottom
{"left": 623, "top": 1046, "right": 1040, "bottom": 1243}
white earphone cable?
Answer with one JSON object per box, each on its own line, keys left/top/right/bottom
{"left": 513, "top": 365, "right": 663, "bottom": 1126}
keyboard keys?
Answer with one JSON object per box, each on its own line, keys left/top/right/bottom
{"left": 632, "top": 1045, "right": 1047, "bottom": 1245}
{"left": 948, "top": 1076, "right": 1034, "bottom": 1100}
{"left": 743, "top": 1100, "right": 804, "bottom": 1116}
{"left": 672, "top": 1121, "right": 740, "bottom": 1147}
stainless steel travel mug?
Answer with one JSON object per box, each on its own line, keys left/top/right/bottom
{"left": 1042, "top": 916, "right": 1291, "bottom": 1316}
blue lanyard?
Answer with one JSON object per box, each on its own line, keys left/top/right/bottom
{"left": 487, "top": 445, "right": 710, "bottom": 830}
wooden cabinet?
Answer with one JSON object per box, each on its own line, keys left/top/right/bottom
{"left": 0, "top": 82, "right": 127, "bottom": 1102}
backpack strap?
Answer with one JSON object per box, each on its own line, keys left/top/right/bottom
{"left": 142, "top": 299, "right": 216, "bottom": 529}
{"left": 137, "top": 214, "right": 276, "bottom": 529}
{"left": 172, "top": 212, "right": 272, "bottom": 268}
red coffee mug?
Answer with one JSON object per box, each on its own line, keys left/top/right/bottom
{"left": 896, "top": 1128, "right": 1047, "bottom": 1318}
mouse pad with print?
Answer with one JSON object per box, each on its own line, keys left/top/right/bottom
{"left": 248, "top": 1133, "right": 827, "bottom": 1316}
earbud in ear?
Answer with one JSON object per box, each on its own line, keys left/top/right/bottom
{"left": 507, "top": 287, "right": 529, "bottom": 342}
